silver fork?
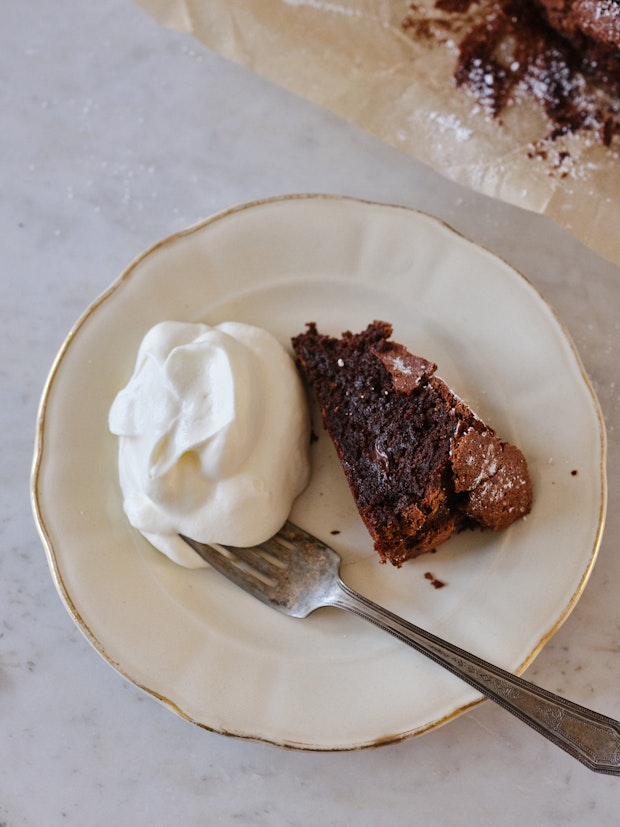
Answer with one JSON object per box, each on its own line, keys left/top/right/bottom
{"left": 181, "top": 521, "right": 620, "bottom": 774}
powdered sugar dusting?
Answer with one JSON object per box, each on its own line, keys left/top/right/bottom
{"left": 427, "top": 110, "right": 473, "bottom": 142}
{"left": 400, "top": 0, "right": 620, "bottom": 177}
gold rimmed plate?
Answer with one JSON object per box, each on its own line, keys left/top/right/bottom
{"left": 31, "top": 195, "right": 606, "bottom": 750}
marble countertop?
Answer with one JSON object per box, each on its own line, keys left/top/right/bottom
{"left": 4, "top": 1, "right": 620, "bottom": 824}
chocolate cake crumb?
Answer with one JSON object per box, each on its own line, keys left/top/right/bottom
{"left": 424, "top": 571, "right": 447, "bottom": 588}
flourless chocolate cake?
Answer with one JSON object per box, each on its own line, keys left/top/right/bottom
{"left": 292, "top": 322, "right": 533, "bottom": 567}
{"left": 402, "top": 1, "right": 620, "bottom": 146}
{"left": 536, "top": 1, "right": 620, "bottom": 52}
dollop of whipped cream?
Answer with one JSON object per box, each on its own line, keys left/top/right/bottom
{"left": 108, "top": 321, "right": 311, "bottom": 567}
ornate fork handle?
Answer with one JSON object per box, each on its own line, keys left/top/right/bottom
{"left": 330, "top": 579, "right": 620, "bottom": 774}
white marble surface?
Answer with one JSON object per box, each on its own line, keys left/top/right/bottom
{"left": 4, "top": 1, "right": 620, "bottom": 824}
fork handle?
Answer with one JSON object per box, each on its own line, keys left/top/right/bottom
{"left": 330, "top": 579, "right": 620, "bottom": 775}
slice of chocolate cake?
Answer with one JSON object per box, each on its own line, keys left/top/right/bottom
{"left": 292, "top": 321, "right": 533, "bottom": 567}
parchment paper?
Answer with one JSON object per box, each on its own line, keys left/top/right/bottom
{"left": 136, "top": 0, "right": 620, "bottom": 267}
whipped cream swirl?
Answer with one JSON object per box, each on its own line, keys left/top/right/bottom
{"left": 109, "top": 321, "right": 311, "bottom": 567}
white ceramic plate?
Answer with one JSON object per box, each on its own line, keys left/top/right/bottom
{"left": 32, "top": 195, "right": 606, "bottom": 750}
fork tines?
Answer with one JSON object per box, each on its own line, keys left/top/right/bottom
{"left": 179, "top": 533, "right": 289, "bottom": 594}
